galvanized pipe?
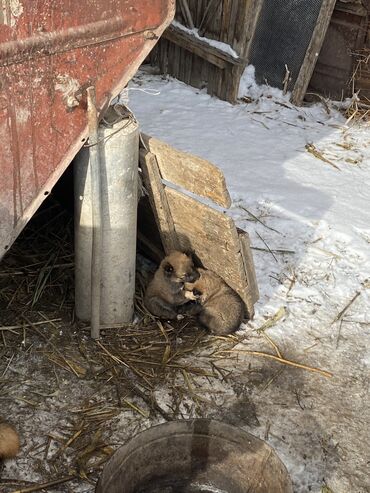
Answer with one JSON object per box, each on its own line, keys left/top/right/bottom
{"left": 74, "top": 104, "right": 139, "bottom": 331}
{"left": 86, "top": 86, "right": 102, "bottom": 340}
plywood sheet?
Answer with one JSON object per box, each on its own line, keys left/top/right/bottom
{"left": 165, "top": 187, "right": 255, "bottom": 314}
{"left": 141, "top": 134, "right": 231, "bottom": 208}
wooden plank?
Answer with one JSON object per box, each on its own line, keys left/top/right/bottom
{"left": 163, "top": 26, "right": 226, "bottom": 69}
{"left": 177, "top": 46, "right": 187, "bottom": 83}
{"left": 227, "top": 0, "right": 240, "bottom": 45}
{"left": 220, "top": 0, "right": 232, "bottom": 44}
{"left": 196, "top": 0, "right": 204, "bottom": 26}
{"left": 208, "top": 63, "right": 223, "bottom": 99}
{"left": 172, "top": 43, "right": 181, "bottom": 80}
{"left": 198, "top": 0, "right": 222, "bottom": 40}
{"left": 183, "top": 49, "right": 194, "bottom": 85}
{"left": 238, "top": 229, "right": 259, "bottom": 306}
{"left": 179, "top": 0, "right": 195, "bottom": 29}
{"left": 199, "top": 0, "right": 222, "bottom": 38}
{"left": 223, "top": 64, "right": 244, "bottom": 103}
{"left": 190, "top": 52, "right": 205, "bottom": 89}
{"left": 232, "top": 0, "right": 257, "bottom": 54}
{"left": 162, "top": 24, "right": 245, "bottom": 69}
{"left": 139, "top": 149, "right": 180, "bottom": 254}
{"left": 241, "top": 0, "right": 264, "bottom": 59}
{"left": 165, "top": 187, "right": 255, "bottom": 315}
{"left": 141, "top": 134, "right": 232, "bottom": 208}
{"left": 291, "top": 0, "right": 337, "bottom": 105}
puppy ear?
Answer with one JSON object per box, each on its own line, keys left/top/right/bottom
{"left": 186, "top": 250, "right": 203, "bottom": 268}
{"left": 182, "top": 249, "right": 194, "bottom": 259}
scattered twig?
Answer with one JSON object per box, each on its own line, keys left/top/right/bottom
{"left": 256, "top": 307, "right": 287, "bottom": 333}
{"left": 306, "top": 92, "right": 331, "bottom": 114}
{"left": 2, "top": 353, "right": 15, "bottom": 377}
{"left": 262, "top": 332, "right": 283, "bottom": 358}
{"left": 282, "top": 64, "right": 291, "bottom": 95}
{"left": 218, "top": 349, "right": 333, "bottom": 378}
{"left": 305, "top": 143, "right": 341, "bottom": 171}
{"left": 331, "top": 291, "right": 361, "bottom": 325}
{"left": 0, "top": 319, "right": 61, "bottom": 331}
{"left": 9, "top": 475, "right": 76, "bottom": 493}
{"left": 251, "top": 246, "right": 295, "bottom": 255}
{"left": 336, "top": 319, "right": 344, "bottom": 349}
{"left": 256, "top": 232, "right": 278, "bottom": 263}
{"left": 238, "top": 205, "right": 282, "bottom": 235}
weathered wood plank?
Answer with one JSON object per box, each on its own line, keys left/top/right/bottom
{"left": 141, "top": 134, "right": 232, "bottom": 208}
{"left": 241, "top": 0, "right": 264, "bottom": 59}
{"left": 238, "top": 229, "right": 259, "bottom": 307}
{"left": 179, "top": 0, "right": 195, "bottom": 29}
{"left": 162, "top": 24, "right": 245, "bottom": 69}
{"left": 139, "top": 149, "right": 180, "bottom": 254}
{"left": 165, "top": 187, "right": 256, "bottom": 315}
{"left": 199, "top": 0, "right": 222, "bottom": 38}
{"left": 220, "top": 0, "right": 232, "bottom": 44}
{"left": 164, "top": 27, "right": 226, "bottom": 69}
{"left": 227, "top": 0, "right": 240, "bottom": 46}
{"left": 291, "top": 0, "right": 337, "bottom": 105}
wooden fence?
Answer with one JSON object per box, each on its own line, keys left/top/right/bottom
{"left": 151, "top": 0, "right": 262, "bottom": 102}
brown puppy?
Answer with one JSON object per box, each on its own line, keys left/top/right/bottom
{"left": 0, "top": 418, "right": 20, "bottom": 460}
{"left": 144, "top": 251, "right": 199, "bottom": 319}
{"left": 184, "top": 268, "right": 245, "bottom": 335}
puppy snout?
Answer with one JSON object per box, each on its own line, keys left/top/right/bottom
{"left": 186, "top": 270, "right": 200, "bottom": 283}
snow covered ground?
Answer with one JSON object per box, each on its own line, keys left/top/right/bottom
{"left": 126, "top": 66, "right": 370, "bottom": 493}
{"left": 2, "top": 66, "right": 369, "bottom": 493}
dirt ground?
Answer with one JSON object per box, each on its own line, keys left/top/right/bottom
{"left": 0, "top": 195, "right": 369, "bottom": 493}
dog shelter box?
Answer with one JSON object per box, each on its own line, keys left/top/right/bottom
{"left": 139, "top": 134, "right": 259, "bottom": 318}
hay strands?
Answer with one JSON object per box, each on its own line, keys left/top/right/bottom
{"left": 0, "top": 318, "right": 61, "bottom": 332}
{"left": 217, "top": 348, "right": 332, "bottom": 378}
{"left": 255, "top": 306, "right": 287, "bottom": 333}
{"left": 331, "top": 291, "right": 361, "bottom": 325}
{"left": 237, "top": 204, "right": 282, "bottom": 235}
{"left": 305, "top": 143, "right": 341, "bottom": 171}
{"left": 9, "top": 475, "right": 76, "bottom": 493}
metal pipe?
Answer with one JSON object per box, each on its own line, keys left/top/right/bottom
{"left": 74, "top": 104, "right": 139, "bottom": 330}
{"left": 86, "top": 86, "right": 102, "bottom": 340}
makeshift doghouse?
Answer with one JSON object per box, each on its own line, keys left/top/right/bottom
{"left": 139, "top": 134, "right": 259, "bottom": 319}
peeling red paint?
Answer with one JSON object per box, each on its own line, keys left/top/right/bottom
{"left": 0, "top": 0, "right": 174, "bottom": 256}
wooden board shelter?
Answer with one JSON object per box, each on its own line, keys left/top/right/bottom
{"left": 139, "top": 134, "right": 259, "bottom": 318}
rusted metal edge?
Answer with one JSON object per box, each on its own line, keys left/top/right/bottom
{"left": 0, "top": 19, "right": 159, "bottom": 67}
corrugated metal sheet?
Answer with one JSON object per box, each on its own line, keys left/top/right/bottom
{"left": 0, "top": 0, "right": 174, "bottom": 258}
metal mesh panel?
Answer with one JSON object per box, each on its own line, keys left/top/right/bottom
{"left": 249, "top": 0, "right": 324, "bottom": 91}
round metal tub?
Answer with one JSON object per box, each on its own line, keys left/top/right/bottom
{"left": 96, "top": 419, "right": 293, "bottom": 493}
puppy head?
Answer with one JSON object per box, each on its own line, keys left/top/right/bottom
{"left": 161, "top": 251, "right": 199, "bottom": 283}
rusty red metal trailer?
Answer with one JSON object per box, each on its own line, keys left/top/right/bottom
{"left": 0, "top": 0, "right": 174, "bottom": 258}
